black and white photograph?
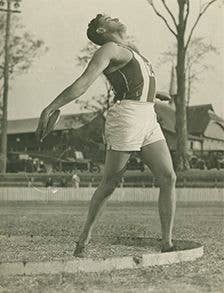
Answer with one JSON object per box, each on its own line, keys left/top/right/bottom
{"left": 0, "top": 0, "right": 223, "bottom": 292}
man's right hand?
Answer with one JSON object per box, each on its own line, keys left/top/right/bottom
{"left": 35, "top": 108, "right": 50, "bottom": 142}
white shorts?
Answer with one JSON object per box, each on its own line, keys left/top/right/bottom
{"left": 105, "top": 100, "right": 165, "bottom": 152}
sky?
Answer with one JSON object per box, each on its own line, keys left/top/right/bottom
{"left": 5, "top": 0, "right": 224, "bottom": 119}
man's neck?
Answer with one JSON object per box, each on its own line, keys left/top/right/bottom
{"left": 107, "top": 32, "right": 128, "bottom": 46}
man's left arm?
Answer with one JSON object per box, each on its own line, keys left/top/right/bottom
{"left": 156, "top": 91, "right": 172, "bottom": 102}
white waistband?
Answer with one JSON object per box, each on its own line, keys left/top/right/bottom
{"left": 115, "top": 99, "right": 155, "bottom": 106}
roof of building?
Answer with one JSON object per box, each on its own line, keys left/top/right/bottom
{"left": 7, "top": 112, "right": 98, "bottom": 135}
{"left": 155, "top": 102, "right": 224, "bottom": 140}
{"left": 207, "top": 109, "right": 224, "bottom": 127}
{"left": 154, "top": 101, "right": 176, "bottom": 133}
{"left": 186, "top": 104, "right": 224, "bottom": 135}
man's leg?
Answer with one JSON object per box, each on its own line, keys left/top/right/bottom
{"left": 74, "top": 149, "right": 131, "bottom": 256}
{"left": 141, "top": 140, "right": 176, "bottom": 251}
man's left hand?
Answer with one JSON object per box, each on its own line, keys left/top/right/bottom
{"left": 156, "top": 91, "right": 172, "bottom": 102}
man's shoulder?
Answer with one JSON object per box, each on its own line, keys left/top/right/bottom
{"left": 95, "top": 42, "right": 119, "bottom": 55}
{"left": 90, "top": 42, "right": 120, "bottom": 62}
{"left": 101, "top": 41, "right": 119, "bottom": 49}
{"left": 95, "top": 42, "right": 131, "bottom": 62}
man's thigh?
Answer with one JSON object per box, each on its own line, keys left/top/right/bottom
{"left": 141, "top": 140, "right": 174, "bottom": 177}
{"left": 103, "top": 150, "right": 131, "bottom": 180}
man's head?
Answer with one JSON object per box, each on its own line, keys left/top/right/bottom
{"left": 87, "top": 14, "right": 126, "bottom": 46}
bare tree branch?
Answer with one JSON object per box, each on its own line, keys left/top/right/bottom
{"left": 185, "top": 0, "right": 218, "bottom": 51}
{"left": 161, "top": 0, "right": 178, "bottom": 28}
{"left": 184, "top": 0, "right": 190, "bottom": 30}
{"left": 146, "top": 0, "right": 177, "bottom": 37}
{"left": 0, "top": 85, "right": 3, "bottom": 93}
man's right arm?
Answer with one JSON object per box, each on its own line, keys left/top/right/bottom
{"left": 44, "top": 42, "right": 117, "bottom": 114}
{"left": 35, "top": 42, "right": 117, "bottom": 140}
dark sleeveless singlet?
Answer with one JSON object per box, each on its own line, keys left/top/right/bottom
{"left": 103, "top": 44, "right": 156, "bottom": 103}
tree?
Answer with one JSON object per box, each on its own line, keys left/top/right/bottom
{"left": 146, "top": 0, "right": 220, "bottom": 170}
{"left": 0, "top": 13, "right": 47, "bottom": 173}
{"left": 158, "top": 37, "right": 219, "bottom": 106}
{"left": 0, "top": 16, "right": 47, "bottom": 95}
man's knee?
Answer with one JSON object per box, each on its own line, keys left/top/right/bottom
{"left": 100, "top": 175, "right": 120, "bottom": 196}
{"left": 157, "top": 169, "right": 176, "bottom": 187}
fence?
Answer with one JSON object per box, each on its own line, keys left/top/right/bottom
{"left": 0, "top": 187, "right": 223, "bottom": 202}
{"left": 0, "top": 170, "right": 224, "bottom": 188}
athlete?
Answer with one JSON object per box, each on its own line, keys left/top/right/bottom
{"left": 36, "top": 14, "right": 177, "bottom": 256}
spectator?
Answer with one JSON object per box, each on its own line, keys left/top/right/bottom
{"left": 46, "top": 177, "right": 53, "bottom": 187}
{"left": 120, "top": 177, "right": 125, "bottom": 188}
{"left": 28, "top": 177, "right": 34, "bottom": 187}
{"left": 72, "top": 173, "right": 80, "bottom": 188}
{"left": 39, "top": 161, "right": 47, "bottom": 173}
{"left": 60, "top": 178, "right": 67, "bottom": 187}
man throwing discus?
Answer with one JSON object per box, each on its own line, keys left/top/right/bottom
{"left": 36, "top": 14, "right": 177, "bottom": 256}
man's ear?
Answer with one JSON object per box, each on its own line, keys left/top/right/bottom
{"left": 96, "top": 27, "right": 106, "bottom": 34}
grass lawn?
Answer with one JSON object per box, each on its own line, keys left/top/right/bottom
{"left": 0, "top": 200, "right": 223, "bottom": 292}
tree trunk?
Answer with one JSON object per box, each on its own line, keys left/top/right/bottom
{"left": 175, "top": 1, "right": 189, "bottom": 171}
{"left": 186, "top": 56, "right": 191, "bottom": 108}
{"left": 0, "top": 0, "right": 11, "bottom": 174}
{"left": 187, "top": 69, "right": 191, "bottom": 107}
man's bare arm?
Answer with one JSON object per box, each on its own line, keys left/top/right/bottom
{"left": 156, "top": 91, "right": 172, "bottom": 101}
{"left": 44, "top": 43, "right": 116, "bottom": 114}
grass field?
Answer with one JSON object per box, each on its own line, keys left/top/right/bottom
{"left": 0, "top": 200, "right": 223, "bottom": 293}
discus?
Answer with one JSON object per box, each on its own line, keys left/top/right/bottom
{"left": 40, "top": 109, "right": 60, "bottom": 142}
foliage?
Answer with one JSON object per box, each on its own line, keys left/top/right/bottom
{"left": 158, "top": 37, "right": 219, "bottom": 104}
{"left": 0, "top": 13, "right": 48, "bottom": 173}
{"left": 0, "top": 15, "right": 47, "bottom": 95}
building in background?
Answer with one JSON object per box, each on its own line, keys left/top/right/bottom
{"left": 7, "top": 111, "right": 105, "bottom": 159}
{"left": 6, "top": 101, "right": 224, "bottom": 160}
{"left": 155, "top": 102, "right": 224, "bottom": 153}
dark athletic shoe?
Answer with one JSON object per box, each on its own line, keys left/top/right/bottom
{"left": 161, "top": 245, "right": 177, "bottom": 253}
{"left": 73, "top": 242, "right": 86, "bottom": 258}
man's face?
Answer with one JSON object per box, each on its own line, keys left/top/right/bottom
{"left": 98, "top": 15, "right": 126, "bottom": 34}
